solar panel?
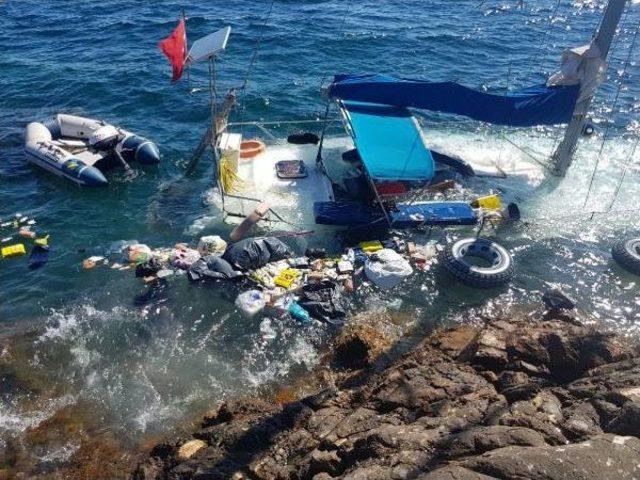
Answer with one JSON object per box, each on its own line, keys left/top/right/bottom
{"left": 185, "top": 26, "right": 231, "bottom": 66}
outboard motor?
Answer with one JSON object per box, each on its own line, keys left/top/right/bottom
{"left": 89, "top": 125, "right": 160, "bottom": 169}
{"left": 88, "top": 125, "right": 122, "bottom": 152}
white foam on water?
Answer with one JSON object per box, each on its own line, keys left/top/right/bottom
{"left": 185, "top": 214, "right": 219, "bottom": 235}
{"left": 36, "top": 441, "right": 81, "bottom": 465}
{"left": 0, "top": 394, "right": 76, "bottom": 435}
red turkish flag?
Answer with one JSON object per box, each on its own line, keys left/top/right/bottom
{"left": 159, "top": 19, "right": 187, "bottom": 82}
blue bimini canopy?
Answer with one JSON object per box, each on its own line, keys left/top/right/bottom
{"left": 329, "top": 74, "right": 580, "bottom": 127}
{"left": 341, "top": 101, "right": 435, "bottom": 182}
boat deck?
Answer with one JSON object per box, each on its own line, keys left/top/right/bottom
{"left": 222, "top": 138, "right": 352, "bottom": 227}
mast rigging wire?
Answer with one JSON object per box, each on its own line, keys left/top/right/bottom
{"left": 530, "top": 0, "right": 563, "bottom": 76}
{"left": 237, "top": 0, "right": 276, "bottom": 138}
{"left": 583, "top": 18, "right": 639, "bottom": 208}
{"left": 607, "top": 134, "right": 640, "bottom": 212}
{"left": 317, "top": 0, "right": 352, "bottom": 91}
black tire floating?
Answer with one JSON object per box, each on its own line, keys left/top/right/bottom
{"left": 441, "top": 237, "right": 514, "bottom": 288}
{"left": 611, "top": 237, "right": 640, "bottom": 275}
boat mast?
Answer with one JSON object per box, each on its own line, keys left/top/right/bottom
{"left": 549, "top": 0, "right": 627, "bottom": 177}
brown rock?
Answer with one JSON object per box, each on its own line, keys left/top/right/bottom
{"left": 177, "top": 439, "right": 207, "bottom": 460}
{"left": 134, "top": 315, "right": 640, "bottom": 480}
{"left": 430, "top": 326, "right": 479, "bottom": 358}
{"left": 461, "top": 434, "right": 640, "bottom": 480}
{"left": 334, "top": 323, "right": 391, "bottom": 369}
{"left": 608, "top": 401, "right": 640, "bottom": 437}
{"left": 445, "top": 426, "right": 547, "bottom": 458}
{"left": 417, "top": 465, "right": 499, "bottom": 479}
{"left": 473, "top": 330, "right": 507, "bottom": 370}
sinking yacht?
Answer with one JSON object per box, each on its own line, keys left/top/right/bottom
{"left": 183, "top": 0, "right": 626, "bottom": 233}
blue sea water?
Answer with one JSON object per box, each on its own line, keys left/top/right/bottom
{"left": 0, "top": 0, "right": 639, "bottom": 470}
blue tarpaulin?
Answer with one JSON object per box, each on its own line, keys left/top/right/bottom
{"left": 342, "top": 101, "right": 435, "bottom": 181}
{"left": 330, "top": 74, "right": 579, "bottom": 127}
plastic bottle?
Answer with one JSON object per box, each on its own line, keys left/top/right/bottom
{"left": 288, "top": 302, "right": 311, "bottom": 325}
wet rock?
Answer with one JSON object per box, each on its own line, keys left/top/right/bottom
{"left": 542, "top": 288, "right": 575, "bottom": 311}
{"left": 430, "top": 326, "right": 478, "bottom": 359}
{"left": 134, "top": 315, "right": 640, "bottom": 480}
{"left": 201, "top": 398, "right": 278, "bottom": 428}
{"left": 301, "top": 386, "right": 338, "bottom": 410}
{"left": 333, "top": 323, "right": 391, "bottom": 369}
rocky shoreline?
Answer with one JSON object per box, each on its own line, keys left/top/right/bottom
{"left": 133, "top": 309, "right": 640, "bottom": 480}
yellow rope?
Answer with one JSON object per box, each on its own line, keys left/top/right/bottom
{"left": 219, "top": 157, "right": 247, "bottom": 193}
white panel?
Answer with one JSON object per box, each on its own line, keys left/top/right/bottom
{"left": 185, "top": 26, "right": 231, "bottom": 65}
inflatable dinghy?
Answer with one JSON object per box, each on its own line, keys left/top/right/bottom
{"left": 24, "top": 114, "right": 160, "bottom": 186}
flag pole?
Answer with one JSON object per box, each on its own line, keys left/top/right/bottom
{"left": 181, "top": 9, "right": 191, "bottom": 90}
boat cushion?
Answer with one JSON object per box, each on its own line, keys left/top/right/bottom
{"left": 314, "top": 201, "right": 477, "bottom": 227}
{"left": 390, "top": 201, "right": 478, "bottom": 228}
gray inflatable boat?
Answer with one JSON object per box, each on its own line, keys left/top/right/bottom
{"left": 24, "top": 114, "right": 160, "bottom": 186}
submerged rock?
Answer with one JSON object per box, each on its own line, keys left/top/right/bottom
{"left": 134, "top": 313, "right": 640, "bottom": 480}
{"left": 333, "top": 323, "right": 392, "bottom": 370}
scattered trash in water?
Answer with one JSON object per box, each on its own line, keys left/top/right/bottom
{"left": 0, "top": 213, "right": 51, "bottom": 267}
{"left": 29, "top": 244, "right": 50, "bottom": 269}
{"left": 2, "top": 243, "right": 26, "bottom": 258}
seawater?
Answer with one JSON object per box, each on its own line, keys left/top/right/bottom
{"left": 0, "top": 0, "right": 639, "bottom": 470}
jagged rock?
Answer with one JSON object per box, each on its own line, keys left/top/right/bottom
{"left": 134, "top": 315, "right": 640, "bottom": 480}
{"left": 561, "top": 402, "right": 602, "bottom": 440}
{"left": 472, "top": 330, "right": 507, "bottom": 370}
{"left": 496, "top": 399, "right": 567, "bottom": 445}
{"left": 608, "top": 401, "right": 640, "bottom": 437}
{"left": 300, "top": 449, "right": 343, "bottom": 477}
{"left": 417, "top": 465, "right": 499, "bottom": 479}
{"left": 445, "top": 426, "right": 547, "bottom": 458}
{"left": 460, "top": 434, "right": 640, "bottom": 480}
{"left": 496, "top": 370, "right": 540, "bottom": 401}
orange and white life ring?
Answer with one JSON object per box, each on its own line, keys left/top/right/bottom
{"left": 240, "top": 139, "right": 266, "bottom": 159}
